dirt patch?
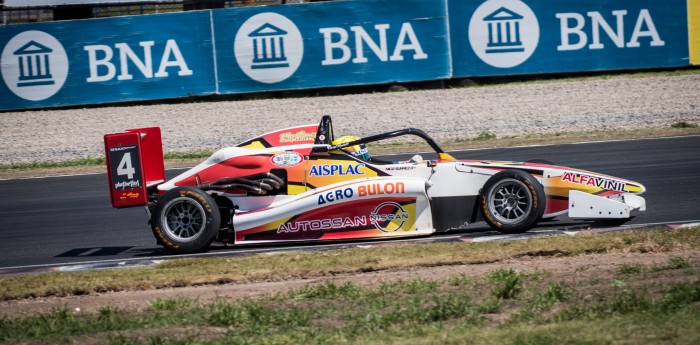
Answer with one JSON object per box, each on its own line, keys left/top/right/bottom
{"left": 2, "top": 249, "right": 697, "bottom": 318}
{"left": 66, "top": 326, "right": 229, "bottom": 345}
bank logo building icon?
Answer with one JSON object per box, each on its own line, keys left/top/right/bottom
{"left": 468, "top": 0, "right": 539, "bottom": 69}
{"left": 1, "top": 30, "right": 69, "bottom": 101}
{"left": 234, "top": 12, "right": 304, "bottom": 84}
{"left": 249, "top": 23, "right": 290, "bottom": 70}
{"left": 484, "top": 7, "right": 525, "bottom": 54}
{"left": 14, "top": 40, "right": 56, "bottom": 87}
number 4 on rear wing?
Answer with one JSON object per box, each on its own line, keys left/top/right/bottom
{"left": 104, "top": 127, "right": 165, "bottom": 208}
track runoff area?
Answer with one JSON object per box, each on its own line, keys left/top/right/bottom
{"left": 1, "top": 135, "right": 699, "bottom": 275}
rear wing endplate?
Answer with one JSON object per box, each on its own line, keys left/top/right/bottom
{"left": 104, "top": 127, "right": 165, "bottom": 208}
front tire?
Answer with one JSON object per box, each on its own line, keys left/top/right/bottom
{"left": 480, "top": 170, "right": 546, "bottom": 234}
{"left": 151, "top": 187, "right": 221, "bottom": 253}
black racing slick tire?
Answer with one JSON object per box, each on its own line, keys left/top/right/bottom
{"left": 480, "top": 169, "right": 546, "bottom": 234}
{"left": 151, "top": 187, "right": 221, "bottom": 254}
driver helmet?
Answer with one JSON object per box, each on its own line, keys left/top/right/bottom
{"left": 331, "top": 135, "right": 370, "bottom": 161}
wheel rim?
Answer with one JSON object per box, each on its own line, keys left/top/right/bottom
{"left": 160, "top": 197, "right": 206, "bottom": 243}
{"left": 487, "top": 178, "right": 533, "bottom": 225}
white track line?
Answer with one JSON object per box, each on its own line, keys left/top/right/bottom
{"left": 2, "top": 219, "right": 699, "bottom": 272}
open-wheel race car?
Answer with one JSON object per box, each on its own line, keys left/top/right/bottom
{"left": 104, "top": 116, "right": 646, "bottom": 253}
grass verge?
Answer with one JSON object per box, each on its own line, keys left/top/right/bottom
{"left": 1, "top": 124, "right": 699, "bottom": 179}
{"left": 1, "top": 226, "right": 699, "bottom": 302}
{"left": 0, "top": 151, "right": 213, "bottom": 173}
{"left": 1, "top": 249, "right": 698, "bottom": 344}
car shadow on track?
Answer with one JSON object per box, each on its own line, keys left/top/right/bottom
{"left": 52, "top": 219, "right": 619, "bottom": 261}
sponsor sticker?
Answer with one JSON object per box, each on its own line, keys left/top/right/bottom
{"left": 309, "top": 164, "right": 365, "bottom": 176}
{"left": 108, "top": 145, "right": 143, "bottom": 190}
{"left": 277, "top": 216, "right": 367, "bottom": 233}
{"left": 358, "top": 182, "right": 405, "bottom": 197}
{"left": 561, "top": 172, "right": 626, "bottom": 192}
{"left": 385, "top": 166, "right": 416, "bottom": 171}
{"left": 271, "top": 151, "right": 304, "bottom": 167}
{"left": 318, "top": 187, "right": 354, "bottom": 205}
{"left": 370, "top": 202, "right": 410, "bottom": 232}
{"left": 119, "top": 192, "right": 141, "bottom": 200}
{"left": 279, "top": 130, "right": 316, "bottom": 143}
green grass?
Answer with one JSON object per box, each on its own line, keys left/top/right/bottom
{"left": 617, "top": 263, "right": 645, "bottom": 275}
{"left": 671, "top": 121, "right": 699, "bottom": 129}
{"left": 0, "top": 156, "right": 107, "bottom": 171}
{"left": 653, "top": 256, "right": 693, "bottom": 272}
{"left": 1, "top": 269, "right": 698, "bottom": 344}
{"left": 616, "top": 256, "right": 695, "bottom": 277}
{"left": 0, "top": 151, "right": 214, "bottom": 172}
{"left": 487, "top": 268, "right": 523, "bottom": 299}
{"left": 1, "top": 226, "right": 698, "bottom": 344}
{"left": 1, "top": 227, "right": 699, "bottom": 302}
{"left": 475, "top": 131, "right": 497, "bottom": 141}
{"left": 149, "top": 297, "right": 199, "bottom": 311}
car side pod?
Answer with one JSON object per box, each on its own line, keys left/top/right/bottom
{"left": 568, "top": 190, "right": 646, "bottom": 219}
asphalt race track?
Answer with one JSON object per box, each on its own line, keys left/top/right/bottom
{"left": 1, "top": 136, "right": 699, "bottom": 271}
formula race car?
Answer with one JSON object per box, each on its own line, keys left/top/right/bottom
{"left": 104, "top": 116, "right": 646, "bottom": 253}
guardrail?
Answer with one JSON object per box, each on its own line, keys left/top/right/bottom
{"left": 0, "top": 0, "right": 695, "bottom": 111}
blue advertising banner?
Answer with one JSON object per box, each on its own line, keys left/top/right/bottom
{"left": 0, "top": 11, "right": 215, "bottom": 111}
{"left": 448, "top": 0, "right": 689, "bottom": 77}
{"left": 1, "top": 0, "right": 692, "bottom": 111}
{"left": 212, "top": 0, "right": 450, "bottom": 93}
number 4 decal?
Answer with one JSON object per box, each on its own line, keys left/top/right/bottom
{"left": 117, "top": 152, "right": 136, "bottom": 179}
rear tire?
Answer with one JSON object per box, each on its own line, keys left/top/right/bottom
{"left": 151, "top": 187, "right": 221, "bottom": 253}
{"left": 480, "top": 170, "right": 546, "bottom": 234}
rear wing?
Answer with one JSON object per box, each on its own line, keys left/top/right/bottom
{"left": 104, "top": 127, "right": 165, "bottom": 208}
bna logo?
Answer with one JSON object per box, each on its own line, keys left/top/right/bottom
{"left": 234, "top": 12, "right": 304, "bottom": 84}
{"left": 1, "top": 31, "right": 69, "bottom": 101}
{"left": 468, "top": 0, "right": 539, "bottom": 68}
